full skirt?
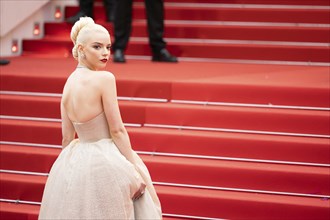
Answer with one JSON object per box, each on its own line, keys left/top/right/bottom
{"left": 38, "top": 139, "right": 162, "bottom": 220}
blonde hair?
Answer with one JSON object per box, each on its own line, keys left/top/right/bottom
{"left": 70, "top": 17, "right": 110, "bottom": 60}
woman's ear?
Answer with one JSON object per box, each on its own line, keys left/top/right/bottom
{"left": 78, "top": 44, "right": 83, "bottom": 54}
{"left": 78, "top": 45, "right": 86, "bottom": 58}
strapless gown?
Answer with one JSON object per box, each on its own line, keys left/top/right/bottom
{"left": 38, "top": 112, "right": 162, "bottom": 219}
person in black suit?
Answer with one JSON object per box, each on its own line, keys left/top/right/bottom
{"left": 67, "top": 0, "right": 115, "bottom": 23}
{"left": 112, "top": 0, "right": 177, "bottom": 63}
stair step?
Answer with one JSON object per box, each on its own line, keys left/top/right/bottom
{"left": 156, "top": 184, "right": 330, "bottom": 219}
{"left": 98, "top": 99, "right": 330, "bottom": 135}
{"left": 21, "top": 38, "right": 330, "bottom": 63}
{"left": 144, "top": 102, "right": 330, "bottom": 136}
{"left": 0, "top": 119, "right": 62, "bottom": 145}
{"left": 1, "top": 173, "right": 329, "bottom": 219}
{"left": 170, "top": 66, "right": 330, "bottom": 107}
{"left": 2, "top": 145, "right": 329, "bottom": 196}
{"left": 1, "top": 119, "right": 329, "bottom": 165}
{"left": 0, "top": 202, "right": 184, "bottom": 220}
{"left": 1, "top": 58, "right": 329, "bottom": 108}
{"left": 0, "top": 94, "right": 146, "bottom": 125}
{"left": 1, "top": 94, "right": 329, "bottom": 136}
{"left": 64, "top": 5, "right": 330, "bottom": 24}
{"left": 0, "top": 58, "right": 172, "bottom": 100}
{"left": 0, "top": 202, "right": 39, "bottom": 220}
{"left": 129, "top": 127, "right": 330, "bottom": 165}
{"left": 44, "top": 22, "right": 330, "bottom": 43}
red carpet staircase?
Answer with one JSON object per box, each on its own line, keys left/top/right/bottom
{"left": 1, "top": 0, "right": 330, "bottom": 219}
{"left": 24, "top": 0, "right": 330, "bottom": 64}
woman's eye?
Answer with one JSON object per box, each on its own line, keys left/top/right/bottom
{"left": 107, "top": 46, "right": 111, "bottom": 50}
{"left": 93, "top": 45, "right": 101, "bottom": 49}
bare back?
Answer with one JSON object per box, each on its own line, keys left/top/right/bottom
{"left": 61, "top": 67, "right": 123, "bottom": 149}
{"left": 62, "top": 68, "right": 104, "bottom": 123}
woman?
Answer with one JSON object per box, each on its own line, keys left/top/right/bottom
{"left": 39, "top": 17, "right": 162, "bottom": 219}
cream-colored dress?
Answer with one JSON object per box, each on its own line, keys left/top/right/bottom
{"left": 39, "top": 112, "right": 162, "bottom": 219}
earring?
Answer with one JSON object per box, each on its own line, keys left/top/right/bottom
{"left": 79, "top": 50, "right": 85, "bottom": 59}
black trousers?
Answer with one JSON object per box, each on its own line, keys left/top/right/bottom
{"left": 113, "top": 0, "right": 166, "bottom": 53}
{"left": 79, "top": 0, "right": 114, "bottom": 19}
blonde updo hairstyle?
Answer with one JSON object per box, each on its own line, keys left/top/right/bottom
{"left": 70, "top": 17, "right": 110, "bottom": 60}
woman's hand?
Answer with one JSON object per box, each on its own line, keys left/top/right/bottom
{"left": 132, "top": 182, "right": 146, "bottom": 201}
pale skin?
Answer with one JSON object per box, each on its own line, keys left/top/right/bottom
{"left": 61, "top": 28, "right": 145, "bottom": 200}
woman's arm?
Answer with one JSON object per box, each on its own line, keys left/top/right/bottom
{"left": 101, "top": 72, "right": 136, "bottom": 165}
{"left": 61, "top": 102, "right": 75, "bottom": 148}
{"left": 101, "top": 72, "right": 146, "bottom": 200}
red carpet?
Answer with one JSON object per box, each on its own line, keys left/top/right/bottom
{"left": 22, "top": 1, "right": 330, "bottom": 63}
{"left": 1, "top": 0, "right": 330, "bottom": 219}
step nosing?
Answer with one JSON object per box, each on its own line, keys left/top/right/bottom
{"left": 0, "top": 169, "right": 49, "bottom": 176}
{"left": 0, "top": 170, "right": 328, "bottom": 199}
{"left": 0, "top": 199, "right": 221, "bottom": 220}
{"left": 0, "top": 115, "right": 61, "bottom": 123}
{"left": 0, "top": 198, "right": 41, "bottom": 206}
{"left": 134, "top": 37, "right": 330, "bottom": 47}
{"left": 32, "top": 36, "right": 330, "bottom": 47}
{"left": 170, "top": 100, "right": 330, "bottom": 111}
{"left": 116, "top": 2, "right": 330, "bottom": 10}
{"left": 143, "top": 124, "right": 330, "bottom": 139}
{"left": 125, "top": 55, "right": 330, "bottom": 66}
{"left": 162, "top": 20, "right": 330, "bottom": 28}
{"left": 154, "top": 182, "right": 330, "bottom": 199}
{"left": 1, "top": 91, "right": 328, "bottom": 111}
{"left": 0, "top": 115, "right": 142, "bottom": 127}
{"left": 162, "top": 213, "right": 223, "bottom": 220}
{"left": 16, "top": 52, "right": 330, "bottom": 66}
{"left": 0, "top": 91, "right": 63, "bottom": 97}
{"left": 1, "top": 141, "right": 329, "bottom": 167}
{"left": 2, "top": 115, "right": 329, "bottom": 139}
{"left": 47, "top": 21, "right": 330, "bottom": 28}
{"left": 160, "top": 2, "right": 330, "bottom": 10}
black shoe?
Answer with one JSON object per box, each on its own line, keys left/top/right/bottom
{"left": 0, "top": 59, "right": 10, "bottom": 65}
{"left": 113, "top": 50, "right": 126, "bottom": 63}
{"left": 152, "top": 49, "right": 178, "bottom": 62}
{"left": 66, "top": 11, "right": 88, "bottom": 24}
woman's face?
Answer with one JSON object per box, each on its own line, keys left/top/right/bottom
{"left": 80, "top": 30, "right": 111, "bottom": 70}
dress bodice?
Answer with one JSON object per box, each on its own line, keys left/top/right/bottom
{"left": 72, "top": 112, "right": 111, "bottom": 143}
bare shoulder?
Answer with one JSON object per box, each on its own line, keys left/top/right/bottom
{"left": 97, "top": 71, "right": 116, "bottom": 93}
{"left": 62, "top": 72, "right": 75, "bottom": 93}
{"left": 98, "top": 71, "right": 115, "bottom": 81}
{"left": 61, "top": 73, "right": 75, "bottom": 105}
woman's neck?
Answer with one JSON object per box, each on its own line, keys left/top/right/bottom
{"left": 77, "top": 62, "right": 96, "bottom": 71}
